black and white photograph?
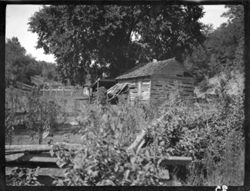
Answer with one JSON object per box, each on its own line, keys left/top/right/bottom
{"left": 5, "top": 3, "right": 245, "bottom": 186}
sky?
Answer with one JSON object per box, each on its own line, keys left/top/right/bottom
{"left": 6, "top": 5, "right": 229, "bottom": 63}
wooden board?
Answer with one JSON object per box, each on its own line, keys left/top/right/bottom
{"left": 5, "top": 145, "right": 52, "bottom": 155}
{"left": 159, "top": 156, "right": 192, "bottom": 166}
{"left": 5, "top": 143, "right": 82, "bottom": 155}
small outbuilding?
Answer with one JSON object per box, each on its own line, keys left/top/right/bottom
{"left": 108, "top": 58, "right": 194, "bottom": 106}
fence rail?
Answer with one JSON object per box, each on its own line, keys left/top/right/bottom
{"left": 6, "top": 143, "right": 192, "bottom": 186}
{"left": 41, "top": 88, "right": 87, "bottom": 97}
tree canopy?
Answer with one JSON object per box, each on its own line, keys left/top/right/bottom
{"left": 28, "top": 5, "right": 205, "bottom": 85}
{"left": 187, "top": 5, "right": 244, "bottom": 82}
{"left": 5, "top": 37, "right": 58, "bottom": 86}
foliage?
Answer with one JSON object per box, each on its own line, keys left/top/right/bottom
{"left": 50, "top": 102, "right": 175, "bottom": 186}
{"left": 25, "top": 87, "right": 60, "bottom": 144}
{"left": 6, "top": 37, "right": 38, "bottom": 85}
{"left": 187, "top": 5, "right": 244, "bottom": 82}
{"left": 6, "top": 167, "right": 42, "bottom": 186}
{"left": 28, "top": 5, "right": 205, "bottom": 84}
{"left": 38, "top": 60, "right": 59, "bottom": 82}
{"left": 5, "top": 87, "right": 60, "bottom": 144}
{"left": 5, "top": 88, "right": 30, "bottom": 144}
{"left": 48, "top": 84, "right": 244, "bottom": 186}
{"left": 94, "top": 87, "right": 108, "bottom": 105}
{"left": 5, "top": 37, "right": 58, "bottom": 87}
{"left": 186, "top": 95, "right": 244, "bottom": 186}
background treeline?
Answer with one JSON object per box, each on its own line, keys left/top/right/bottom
{"left": 5, "top": 37, "right": 59, "bottom": 87}
{"left": 189, "top": 5, "right": 244, "bottom": 83}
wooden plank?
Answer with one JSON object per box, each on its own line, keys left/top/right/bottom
{"left": 6, "top": 152, "right": 58, "bottom": 168}
{"left": 29, "top": 156, "right": 57, "bottom": 163}
{"left": 5, "top": 143, "right": 82, "bottom": 154}
{"left": 38, "top": 168, "right": 64, "bottom": 177}
{"left": 6, "top": 161, "right": 58, "bottom": 168}
{"left": 159, "top": 156, "right": 192, "bottom": 166}
{"left": 5, "top": 153, "right": 25, "bottom": 161}
{"left": 5, "top": 145, "right": 52, "bottom": 155}
{"left": 6, "top": 154, "right": 57, "bottom": 163}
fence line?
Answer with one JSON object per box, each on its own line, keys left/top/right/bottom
{"left": 41, "top": 88, "right": 87, "bottom": 97}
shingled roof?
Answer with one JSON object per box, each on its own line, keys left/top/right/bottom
{"left": 116, "top": 58, "right": 189, "bottom": 80}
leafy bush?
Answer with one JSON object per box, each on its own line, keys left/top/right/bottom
{"left": 6, "top": 167, "right": 42, "bottom": 186}
{"left": 25, "top": 87, "right": 60, "bottom": 144}
{"left": 5, "top": 87, "right": 60, "bottom": 144}
{"left": 50, "top": 102, "right": 181, "bottom": 186}
{"left": 5, "top": 88, "right": 30, "bottom": 144}
{"left": 50, "top": 84, "right": 244, "bottom": 186}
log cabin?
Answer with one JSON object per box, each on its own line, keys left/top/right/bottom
{"left": 108, "top": 58, "right": 194, "bottom": 106}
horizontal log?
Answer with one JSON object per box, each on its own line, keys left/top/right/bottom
{"left": 6, "top": 152, "right": 59, "bottom": 168}
{"left": 38, "top": 168, "right": 64, "bottom": 177}
{"left": 6, "top": 154, "right": 57, "bottom": 163}
{"left": 6, "top": 160, "right": 58, "bottom": 168}
{"left": 5, "top": 153, "right": 25, "bottom": 161}
{"left": 159, "top": 156, "right": 192, "bottom": 166}
{"left": 5, "top": 143, "right": 82, "bottom": 154}
{"left": 5, "top": 145, "right": 52, "bottom": 155}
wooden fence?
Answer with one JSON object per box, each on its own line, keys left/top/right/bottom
{"left": 41, "top": 87, "right": 86, "bottom": 97}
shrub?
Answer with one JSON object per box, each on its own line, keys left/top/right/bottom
{"left": 51, "top": 102, "right": 180, "bottom": 186}
{"left": 49, "top": 88, "right": 244, "bottom": 186}
{"left": 5, "top": 87, "right": 30, "bottom": 144}
{"left": 5, "top": 87, "right": 60, "bottom": 144}
{"left": 25, "top": 87, "right": 60, "bottom": 144}
{"left": 6, "top": 167, "right": 42, "bottom": 186}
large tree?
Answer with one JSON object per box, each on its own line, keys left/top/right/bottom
{"left": 29, "top": 5, "right": 205, "bottom": 85}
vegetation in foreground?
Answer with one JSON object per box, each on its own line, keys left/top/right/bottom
{"left": 6, "top": 84, "right": 244, "bottom": 186}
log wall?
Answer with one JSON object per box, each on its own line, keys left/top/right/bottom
{"left": 118, "top": 78, "right": 151, "bottom": 103}
{"left": 150, "top": 76, "right": 194, "bottom": 106}
{"left": 118, "top": 76, "right": 194, "bottom": 106}
{"left": 127, "top": 79, "right": 151, "bottom": 103}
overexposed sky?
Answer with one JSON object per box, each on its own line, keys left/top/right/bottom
{"left": 6, "top": 5, "right": 55, "bottom": 63}
{"left": 6, "top": 5, "right": 229, "bottom": 63}
{"left": 200, "top": 5, "right": 229, "bottom": 28}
